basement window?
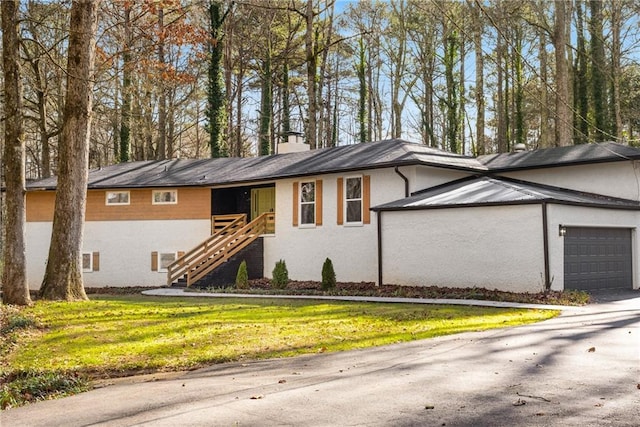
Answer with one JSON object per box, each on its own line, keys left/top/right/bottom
{"left": 153, "top": 189, "right": 178, "bottom": 205}
{"left": 158, "top": 252, "right": 177, "bottom": 273}
{"left": 82, "top": 252, "right": 99, "bottom": 272}
{"left": 106, "top": 191, "right": 130, "bottom": 205}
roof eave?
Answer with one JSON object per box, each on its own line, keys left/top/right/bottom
{"left": 372, "top": 198, "right": 640, "bottom": 212}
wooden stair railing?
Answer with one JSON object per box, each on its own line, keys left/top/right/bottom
{"left": 167, "top": 212, "right": 275, "bottom": 287}
{"left": 166, "top": 214, "right": 246, "bottom": 286}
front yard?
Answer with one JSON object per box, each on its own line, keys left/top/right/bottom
{"left": 1, "top": 294, "right": 559, "bottom": 409}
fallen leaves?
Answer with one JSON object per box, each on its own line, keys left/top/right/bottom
{"left": 588, "top": 347, "right": 596, "bottom": 352}
{"left": 513, "top": 398, "right": 526, "bottom": 406}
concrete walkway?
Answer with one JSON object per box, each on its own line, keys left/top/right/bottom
{"left": 3, "top": 290, "right": 639, "bottom": 426}
{"left": 141, "top": 287, "right": 578, "bottom": 311}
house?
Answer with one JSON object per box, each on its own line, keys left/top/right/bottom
{"left": 24, "top": 138, "right": 640, "bottom": 293}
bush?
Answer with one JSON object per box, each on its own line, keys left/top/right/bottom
{"left": 235, "top": 260, "right": 249, "bottom": 289}
{"left": 321, "top": 258, "right": 336, "bottom": 291}
{"left": 271, "top": 259, "right": 289, "bottom": 289}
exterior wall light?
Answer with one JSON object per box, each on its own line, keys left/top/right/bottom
{"left": 559, "top": 225, "right": 567, "bottom": 237}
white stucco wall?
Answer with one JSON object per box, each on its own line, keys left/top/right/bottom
{"left": 263, "top": 166, "right": 521, "bottom": 284}
{"left": 546, "top": 204, "right": 640, "bottom": 290}
{"left": 411, "top": 166, "right": 472, "bottom": 193}
{"left": 380, "top": 205, "right": 547, "bottom": 293}
{"left": 503, "top": 161, "right": 640, "bottom": 201}
{"left": 264, "top": 168, "right": 413, "bottom": 283}
{"left": 26, "top": 219, "right": 210, "bottom": 288}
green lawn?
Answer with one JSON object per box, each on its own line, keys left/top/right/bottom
{"left": 1, "top": 294, "right": 559, "bottom": 407}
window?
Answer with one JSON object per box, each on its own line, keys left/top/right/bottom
{"left": 82, "top": 252, "right": 99, "bottom": 272}
{"left": 152, "top": 189, "right": 177, "bottom": 205}
{"left": 292, "top": 180, "right": 322, "bottom": 227}
{"left": 152, "top": 251, "right": 183, "bottom": 272}
{"left": 345, "top": 176, "right": 363, "bottom": 224}
{"left": 82, "top": 253, "right": 93, "bottom": 272}
{"left": 337, "top": 175, "right": 370, "bottom": 225}
{"left": 106, "top": 191, "right": 130, "bottom": 205}
{"left": 299, "top": 181, "right": 316, "bottom": 226}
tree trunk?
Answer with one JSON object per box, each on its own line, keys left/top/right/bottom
{"left": 39, "top": 0, "right": 98, "bottom": 301}
{"left": 538, "top": 25, "right": 550, "bottom": 148}
{"left": 589, "top": 0, "right": 606, "bottom": 142}
{"left": 610, "top": 0, "right": 622, "bottom": 140}
{"left": 443, "top": 21, "right": 459, "bottom": 153}
{"left": 2, "top": 0, "right": 31, "bottom": 306}
{"left": 224, "top": 11, "right": 234, "bottom": 154}
{"left": 305, "top": 0, "right": 317, "bottom": 149}
{"left": 208, "top": 1, "right": 226, "bottom": 158}
{"left": 356, "top": 37, "right": 368, "bottom": 143}
{"left": 472, "top": 0, "right": 485, "bottom": 154}
{"left": 496, "top": 21, "right": 507, "bottom": 152}
{"left": 156, "top": 7, "right": 167, "bottom": 160}
{"left": 553, "top": 0, "right": 572, "bottom": 146}
{"left": 574, "top": 0, "right": 589, "bottom": 143}
{"left": 459, "top": 30, "right": 466, "bottom": 153}
{"left": 259, "top": 47, "right": 272, "bottom": 156}
{"left": 316, "top": 1, "right": 335, "bottom": 148}
{"left": 120, "top": 1, "right": 132, "bottom": 162}
{"left": 514, "top": 27, "right": 524, "bottom": 147}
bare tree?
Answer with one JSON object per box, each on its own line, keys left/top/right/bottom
{"left": 2, "top": 0, "right": 31, "bottom": 306}
{"left": 40, "top": 0, "right": 99, "bottom": 301}
{"left": 553, "top": 0, "right": 572, "bottom": 146}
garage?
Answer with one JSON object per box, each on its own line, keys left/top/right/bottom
{"left": 564, "top": 227, "right": 633, "bottom": 290}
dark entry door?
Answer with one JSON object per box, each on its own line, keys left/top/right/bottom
{"left": 564, "top": 227, "right": 632, "bottom": 290}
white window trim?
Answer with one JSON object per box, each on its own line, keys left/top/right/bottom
{"left": 157, "top": 251, "right": 178, "bottom": 273}
{"left": 82, "top": 252, "right": 93, "bottom": 272}
{"left": 344, "top": 175, "right": 364, "bottom": 226}
{"left": 105, "top": 190, "right": 130, "bottom": 206}
{"left": 152, "top": 189, "right": 178, "bottom": 205}
{"left": 299, "top": 181, "right": 316, "bottom": 228}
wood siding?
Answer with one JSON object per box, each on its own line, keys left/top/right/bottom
{"left": 26, "top": 188, "right": 211, "bottom": 222}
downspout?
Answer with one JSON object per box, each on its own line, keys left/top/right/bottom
{"left": 542, "top": 202, "right": 551, "bottom": 291}
{"left": 394, "top": 166, "right": 410, "bottom": 197}
{"left": 377, "top": 211, "right": 383, "bottom": 287}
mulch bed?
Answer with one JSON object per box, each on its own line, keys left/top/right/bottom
{"left": 79, "top": 279, "right": 591, "bottom": 306}
{"left": 202, "top": 279, "right": 591, "bottom": 306}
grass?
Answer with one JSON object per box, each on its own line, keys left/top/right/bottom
{"left": 1, "top": 294, "right": 559, "bottom": 408}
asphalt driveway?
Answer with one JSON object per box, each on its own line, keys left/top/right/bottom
{"left": 2, "top": 291, "right": 639, "bottom": 426}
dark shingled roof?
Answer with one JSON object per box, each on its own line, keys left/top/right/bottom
{"left": 372, "top": 176, "right": 640, "bottom": 211}
{"left": 477, "top": 142, "right": 640, "bottom": 171}
{"left": 26, "top": 140, "right": 640, "bottom": 191}
{"left": 26, "top": 139, "right": 485, "bottom": 190}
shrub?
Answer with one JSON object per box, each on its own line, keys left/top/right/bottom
{"left": 271, "top": 259, "right": 289, "bottom": 289}
{"left": 321, "top": 258, "right": 336, "bottom": 291}
{"left": 235, "top": 260, "right": 249, "bottom": 289}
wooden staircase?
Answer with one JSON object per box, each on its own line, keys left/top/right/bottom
{"left": 167, "top": 212, "right": 275, "bottom": 287}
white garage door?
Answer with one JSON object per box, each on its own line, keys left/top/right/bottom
{"left": 564, "top": 227, "right": 632, "bottom": 290}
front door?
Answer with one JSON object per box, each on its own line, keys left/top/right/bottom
{"left": 251, "top": 187, "right": 275, "bottom": 220}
